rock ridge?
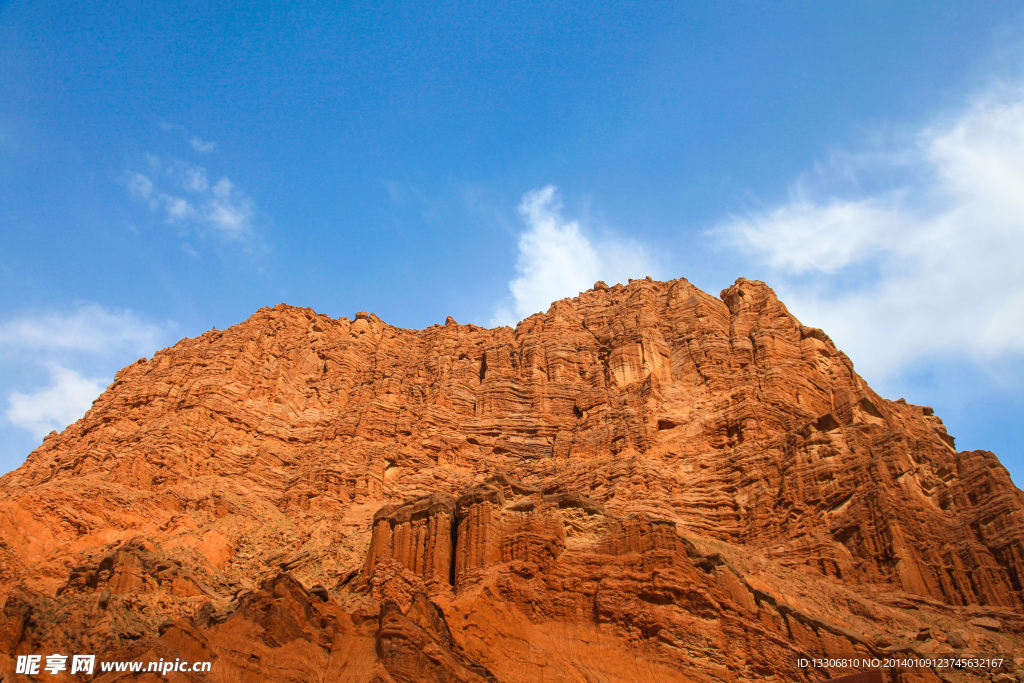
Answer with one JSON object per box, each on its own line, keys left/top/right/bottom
{"left": 1, "top": 275, "right": 1023, "bottom": 682}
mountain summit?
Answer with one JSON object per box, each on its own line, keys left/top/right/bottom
{"left": 1, "top": 277, "right": 1022, "bottom": 682}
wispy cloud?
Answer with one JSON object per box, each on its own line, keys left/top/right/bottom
{"left": 5, "top": 366, "right": 107, "bottom": 439}
{"left": 159, "top": 121, "right": 218, "bottom": 154}
{"left": 0, "top": 304, "right": 175, "bottom": 447}
{"left": 123, "top": 154, "right": 258, "bottom": 239}
{"left": 714, "top": 82, "right": 1024, "bottom": 381}
{"left": 491, "top": 186, "right": 658, "bottom": 326}
{"left": 207, "top": 177, "right": 253, "bottom": 235}
{"left": 0, "top": 303, "right": 170, "bottom": 355}
{"left": 189, "top": 136, "right": 218, "bottom": 153}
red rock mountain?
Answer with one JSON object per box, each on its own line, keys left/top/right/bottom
{"left": 1, "top": 276, "right": 1022, "bottom": 682}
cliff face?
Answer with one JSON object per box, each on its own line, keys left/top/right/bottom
{"left": 1, "top": 276, "right": 1022, "bottom": 682}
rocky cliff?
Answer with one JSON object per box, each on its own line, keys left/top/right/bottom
{"left": 1, "top": 276, "right": 1022, "bottom": 682}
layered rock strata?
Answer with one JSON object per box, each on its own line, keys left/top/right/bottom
{"left": 1, "top": 276, "right": 1023, "bottom": 682}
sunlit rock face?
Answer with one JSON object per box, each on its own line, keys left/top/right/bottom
{"left": 1, "top": 276, "right": 1023, "bottom": 682}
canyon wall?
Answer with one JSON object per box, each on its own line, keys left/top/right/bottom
{"left": 1, "top": 276, "right": 1022, "bottom": 682}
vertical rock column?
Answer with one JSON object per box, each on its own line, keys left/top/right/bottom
{"left": 454, "top": 484, "right": 506, "bottom": 589}
{"left": 364, "top": 493, "right": 456, "bottom": 588}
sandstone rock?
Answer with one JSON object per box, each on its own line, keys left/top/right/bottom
{"left": 1, "top": 276, "right": 1023, "bottom": 682}
{"left": 946, "top": 629, "right": 969, "bottom": 648}
{"left": 821, "top": 672, "right": 886, "bottom": 683}
{"left": 969, "top": 616, "right": 1003, "bottom": 631}
{"left": 376, "top": 598, "right": 493, "bottom": 683}
{"left": 365, "top": 493, "right": 456, "bottom": 590}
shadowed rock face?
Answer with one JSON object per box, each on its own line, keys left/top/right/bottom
{"left": 1, "top": 276, "right": 1023, "bottom": 682}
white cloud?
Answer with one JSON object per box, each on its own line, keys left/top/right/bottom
{"left": 125, "top": 172, "right": 154, "bottom": 202}
{"left": 158, "top": 121, "right": 218, "bottom": 154}
{"left": 491, "top": 186, "right": 657, "bottom": 325}
{"left": 0, "top": 303, "right": 170, "bottom": 356}
{"left": 5, "top": 366, "right": 106, "bottom": 439}
{"left": 0, "top": 304, "right": 175, "bottom": 447}
{"left": 715, "top": 83, "right": 1024, "bottom": 381}
{"left": 182, "top": 165, "right": 209, "bottom": 193}
{"left": 189, "top": 135, "right": 218, "bottom": 153}
{"left": 124, "top": 155, "right": 257, "bottom": 238}
{"left": 162, "top": 194, "right": 195, "bottom": 220}
{"left": 721, "top": 197, "right": 909, "bottom": 274}
{"left": 206, "top": 177, "right": 253, "bottom": 235}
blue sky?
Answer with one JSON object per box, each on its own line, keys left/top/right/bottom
{"left": 2, "top": 1, "right": 1023, "bottom": 483}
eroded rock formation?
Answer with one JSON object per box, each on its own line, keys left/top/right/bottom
{"left": 1, "top": 276, "right": 1023, "bottom": 682}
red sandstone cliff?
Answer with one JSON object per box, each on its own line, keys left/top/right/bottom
{"left": 1, "top": 276, "right": 1022, "bottom": 682}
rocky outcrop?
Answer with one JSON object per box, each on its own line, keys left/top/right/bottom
{"left": 358, "top": 479, "right": 888, "bottom": 681}
{"left": 365, "top": 494, "right": 457, "bottom": 590}
{"left": 1, "top": 276, "right": 1023, "bottom": 682}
